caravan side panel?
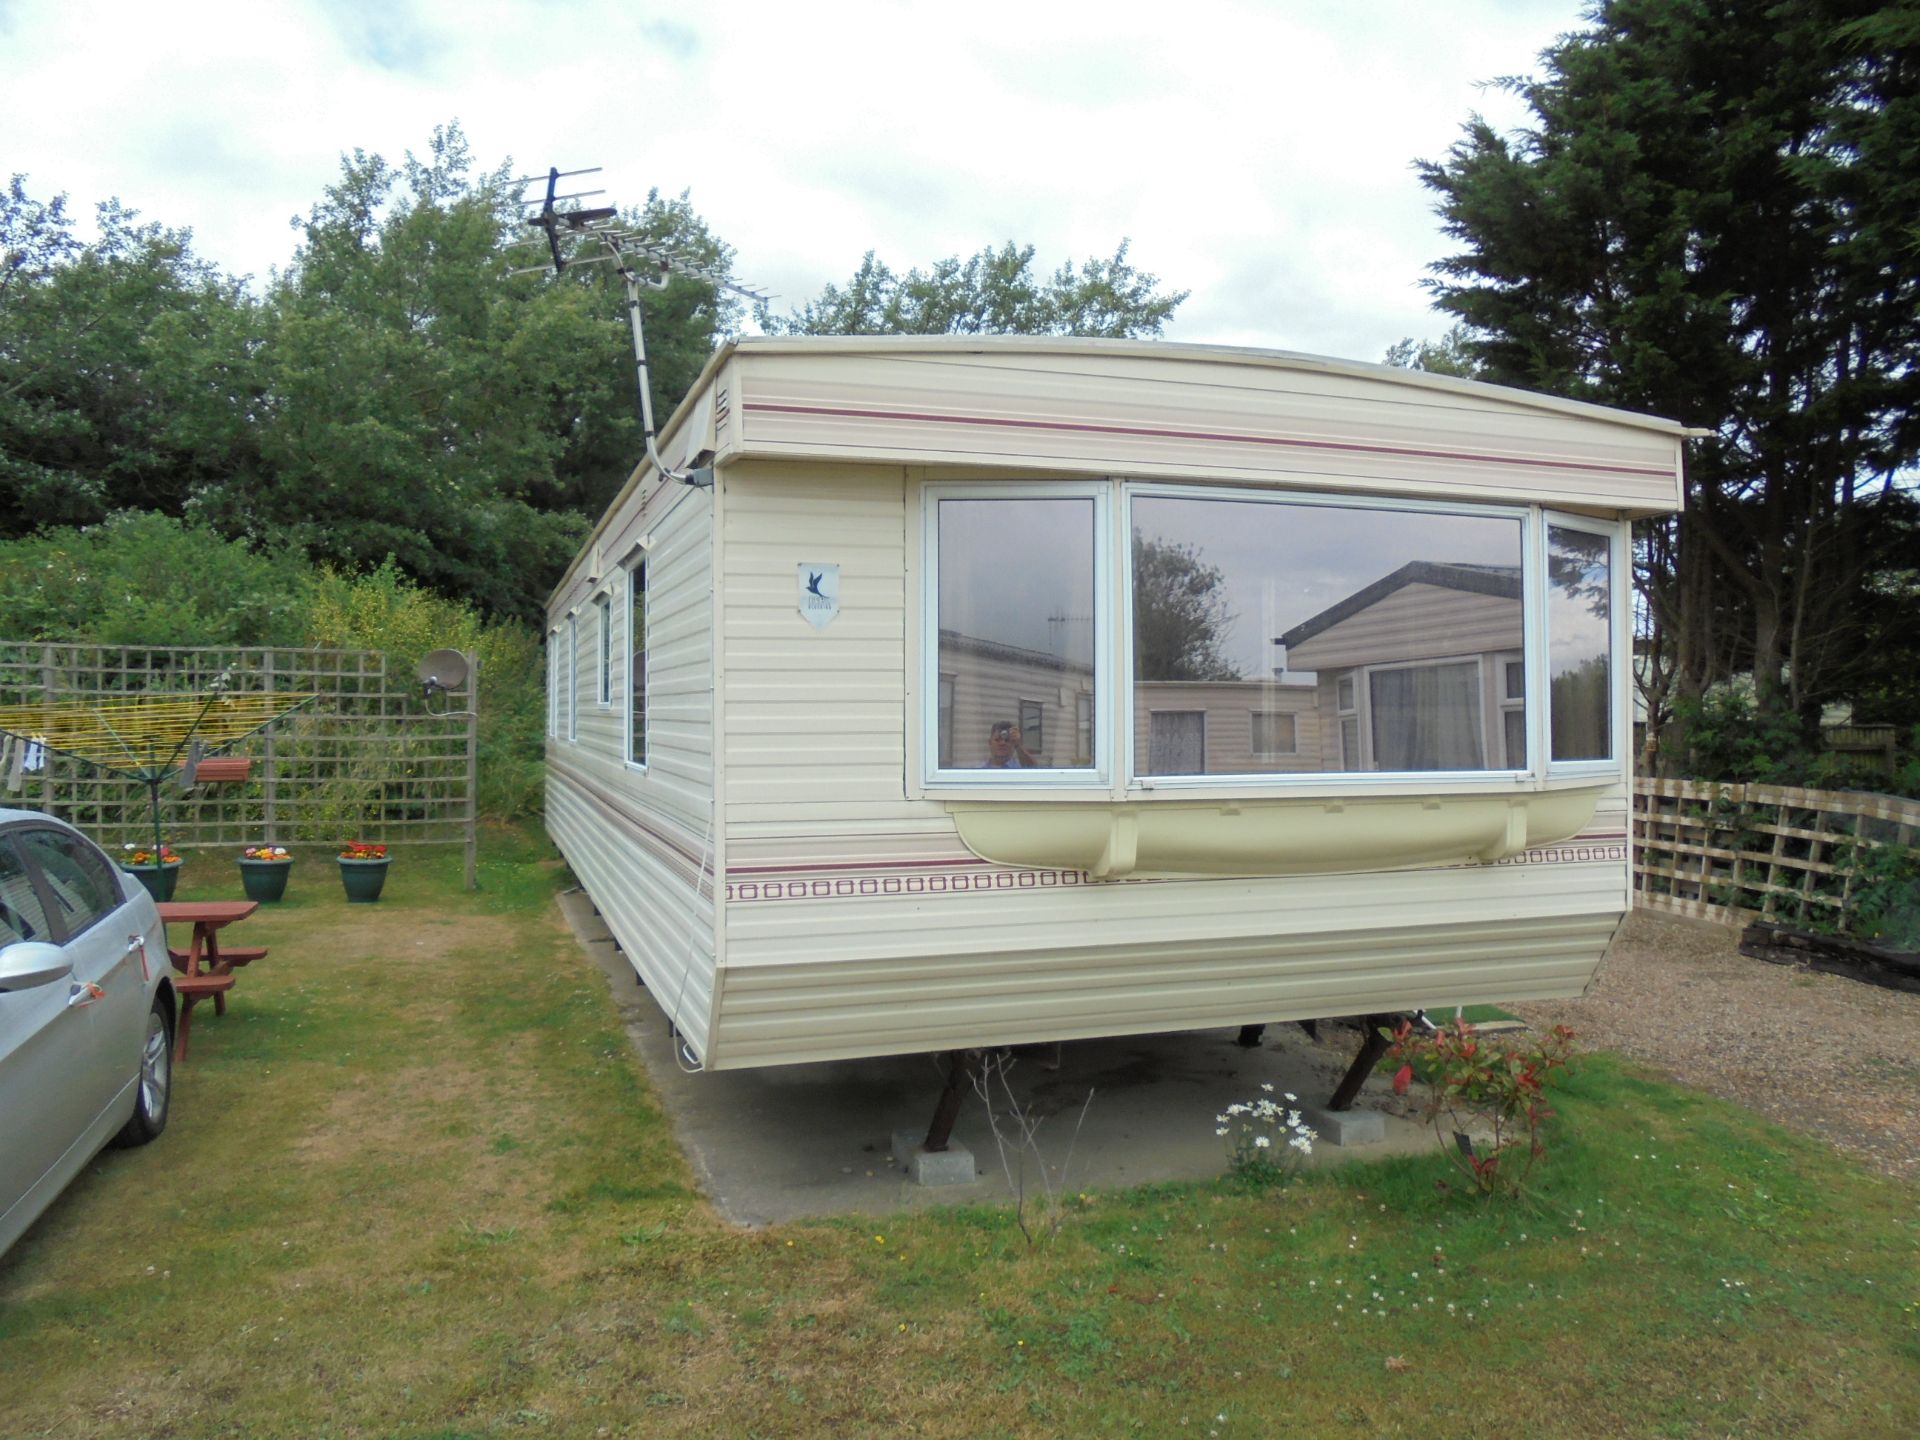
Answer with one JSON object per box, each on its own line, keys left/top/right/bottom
{"left": 547, "top": 477, "right": 718, "bottom": 1056}
{"left": 711, "top": 803, "right": 1627, "bottom": 1068}
{"left": 708, "top": 454, "right": 1631, "bottom": 1069}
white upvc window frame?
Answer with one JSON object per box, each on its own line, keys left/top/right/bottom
{"left": 546, "top": 627, "right": 560, "bottom": 738}
{"left": 1495, "top": 650, "right": 1529, "bottom": 770}
{"left": 920, "top": 480, "right": 1113, "bottom": 789}
{"left": 1539, "top": 511, "right": 1628, "bottom": 781}
{"left": 566, "top": 612, "right": 579, "bottom": 743}
{"left": 595, "top": 591, "right": 613, "bottom": 706}
{"left": 1122, "top": 481, "right": 1535, "bottom": 792}
{"left": 626, "top": 557, "right": 649, "bottom": 772}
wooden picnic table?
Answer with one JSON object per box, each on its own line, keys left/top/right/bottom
{"left": 156, "top": 899, "right": 267, "bottom": 1060}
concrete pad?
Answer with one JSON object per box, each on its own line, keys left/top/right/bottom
{"left": 559, "top": 890, "right": 1443, "bottom": 1227}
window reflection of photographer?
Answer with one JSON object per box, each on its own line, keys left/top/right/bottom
{"left": 985, "top": 720, "right": 1038, "bottom": 768}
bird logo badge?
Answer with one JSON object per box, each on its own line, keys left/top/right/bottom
{"left": 797, "top": 563, "right": 841, "bottom": 629}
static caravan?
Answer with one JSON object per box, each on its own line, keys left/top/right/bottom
{"left": 544, "top": 336, "right": 1683, "bottom": 1102}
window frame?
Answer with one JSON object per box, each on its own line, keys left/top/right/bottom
{"left": 1497, "top": 652, "right": 1528, "bottom": 770}
{"left": 566, "top": 612, "right": 579, "bottom": 743}
{"left": 546, "top": 628, "right": 560, "bottom": 738}
{"left": 16, "top": 825, "right": 123, "bottom": 944}
{"left": 0, "top": 831, "right": 55, "bottom": 947}
{"left": 920, "top": 480, "right": 1112, "bottom": 789}
{"left": 916, "top": 478, "right": 1628, "bottom": 798}
{"left": 1122, "top": 482, "right": 1537, "bottom": 791}
{"left": 1356, "top": 653, "right": 1490, "bottom": 773}
{"left": 595, "top": 591, "right": 613, "bottom": 707}
{"left": 1145, "top": 707, "right": 1208, "bottom": 776}
{"left": 1249, "top": 709, "right": 1299, "bottom": 759}
{"left": 1539, "top": 511, "right": 1627, "bottom": 780}
{"left": 626, "top": 558, "right": 649, "bottom": 772}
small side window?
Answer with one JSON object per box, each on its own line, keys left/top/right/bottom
{"left": 628, "top": 560, "right": 648, "bottom": 767}
{"left": 0, "top": 837, "right": 53, "bottom": 946}
{"left": 596, "top": 592, "right": 613, "bottom": 706}
{"left": 1546, "top": 524, "right": 1614, "bottom": 763}
{"left": 17, "top": 829, "right": 121, "bottom": 941}
{"left": 567, "top": 613, "right": 579, "bottom": 742}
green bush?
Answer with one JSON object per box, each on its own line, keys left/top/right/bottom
{"left": 0, "top": 511, "right": 313, "bottom": 646}
{"left": 1673, "top": 690, "right": 1918, "bottom": 801}
{"left": 0, "top": 512, "right": 546, "bottom": 821}
{"left": 304, "top": 562, "right": 544, "bottom": 821}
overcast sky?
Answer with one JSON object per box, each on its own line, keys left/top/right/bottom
{"left": 2, "top": 0, "right": 1585, "bottom": 361}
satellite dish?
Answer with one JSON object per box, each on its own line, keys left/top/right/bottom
{"left": 418, "top": 649, "right": 469, "bottom": 698}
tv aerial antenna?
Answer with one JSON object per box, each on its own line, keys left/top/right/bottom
{"left": 507, "top": 166, "right": 770, "bottom": 489}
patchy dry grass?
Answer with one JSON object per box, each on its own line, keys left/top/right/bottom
{"left": 1, "top": 827, "right": 1915, "bottom": 1439}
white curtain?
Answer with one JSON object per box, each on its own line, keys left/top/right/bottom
{"left": 1369, "top": 664, "right": 1484, "bottom": 770}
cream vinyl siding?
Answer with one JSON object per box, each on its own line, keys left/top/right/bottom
{"left": 729, "top": 342, "right": 1684, "bottom": 515}
{"left": 720, "top": 461, "right": 926, "bottom": 823}
{"left": 711, "top": 848, "right": 1625, "bottom": 1067}
{"left": 546, "top": 475, "right": 718, "bottom": 1052}
{"left": 1284, "top": 584, "right": 1522, "bottom": 672}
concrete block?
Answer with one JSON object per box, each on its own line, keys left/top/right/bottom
{"left": 891, "top": 1128, "right": 978, "bottom": 1186}
{"left": 1297, "top": 1104, "right": 1386, "bottom": 1147}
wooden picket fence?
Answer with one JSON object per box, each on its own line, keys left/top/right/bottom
{"left": 1633, "top": 776, "right": 1920, "bottom": 934}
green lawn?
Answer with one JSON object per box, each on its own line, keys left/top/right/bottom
{"left": 1, "top": 828, "right": 1914, "bottom": 1438}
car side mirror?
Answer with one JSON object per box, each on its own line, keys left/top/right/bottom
{"left": 0, "top": 941, "right": 74, "bottom": 992}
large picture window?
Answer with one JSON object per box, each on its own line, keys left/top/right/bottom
{"left": 1132, "top": 493, "right": 1526, "bottom": 777}
{"left": 628, "top": 561, "right": 648, "bottom": 767}
{"left": 928, "top": 492, "right": 1102, "bottom": 778}
{"left": 921, "top": 482, "right": 1623, "bottom": 791}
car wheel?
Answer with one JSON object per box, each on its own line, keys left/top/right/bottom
{"left": 111, "top": 999, "right": 172, "bottom": 1148}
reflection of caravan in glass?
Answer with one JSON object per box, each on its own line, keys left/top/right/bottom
{"left": 544, "top": 337, "right": 1684, "bottom": 1072}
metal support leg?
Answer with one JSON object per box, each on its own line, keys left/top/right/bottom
{"left": 1326, "top": 1013, "right": 1396, "bottom": 1112}
{"left": 924, "top": 1048, "right": 981, "bottom": 1153}
{"left": 1235, "top": 1024, "right": 1266, "bottom": 1048}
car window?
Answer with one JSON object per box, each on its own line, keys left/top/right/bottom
{"left": 16, "top": 828, "right": 123, "bottom": 941}
{"left": 0, "top": 836, "right": 53, "bottom": 947}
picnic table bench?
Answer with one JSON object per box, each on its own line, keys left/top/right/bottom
{"left": 156, "top": 900, "right": 266, "bottom": 1060}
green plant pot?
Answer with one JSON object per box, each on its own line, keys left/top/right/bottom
{"left": 238, "top": 858, "right": 293, "bottom": 903}
{"left": 123, "top": 863, "right": 181, "bottom": 903}
{"left": 338, "top": 857, "right": 390, "bottom": 904}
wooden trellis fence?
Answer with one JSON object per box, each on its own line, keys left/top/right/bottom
{"left": 1633, "top": 777, "right": 1919, "bottom": 935}
{"left": 0, "top": 642, "right": 477, "bottom": 886}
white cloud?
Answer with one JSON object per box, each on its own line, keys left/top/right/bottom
{"left": 3, "top": 0, "right": 1576, "bottom": 356}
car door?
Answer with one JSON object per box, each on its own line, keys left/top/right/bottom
{"left": 14, "top": 826, "right": 142, "bottom": 1129}
{"left": 0, "top": 830, "right": 95, "bottom": 1235}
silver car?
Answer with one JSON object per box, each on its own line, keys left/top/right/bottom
{"left": 1, "top": 808, "right": 174, "bottom": 1258}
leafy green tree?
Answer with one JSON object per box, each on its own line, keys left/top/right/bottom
{"left": 1415, "top": 0, "right": 1920, "bottom": 760}
{"left": 1132, "top": 532, "right": 1239, "bottom": 681}
{"left": 1383, "top": 325, "right": 1480, "bottom": 378}
{"left": 185, "top": 126, "right": 740, "bottom": 621}
{"left": 542, "top": 187, "right": 743, "bottom": 515}
{"left": 0, "top": 176, "right": 262, "bottom": 535}
{"left": 767, "top": 240, "right": 1185, "bottom": 338}
{"left": 0, "top": 511, "right": 312, "bottom": 646}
